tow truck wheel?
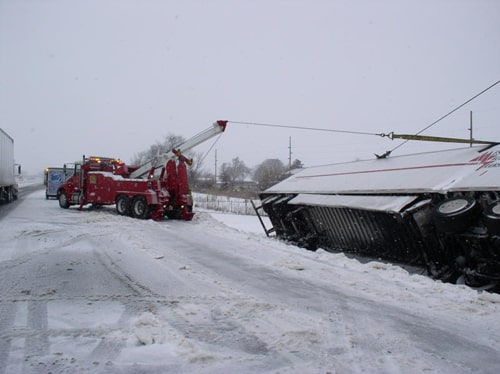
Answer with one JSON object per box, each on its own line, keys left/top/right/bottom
{"left": 433, "top": 196, "right": 480, "bottom": 233}
{"left": 483, "top": 201, "right": 500, "bottom": 235}
{"left": 58, "top": 191, "right": 70, "bottom": 209}
{"left": 131, "top": 196, "right": 150, "bottom": 219}
{"left": 115, "top": 195, "right": 130, "bottom": 216}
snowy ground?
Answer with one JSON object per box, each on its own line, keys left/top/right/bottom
{"left": 0, "top": 188, "right": 500, "bottom": 374}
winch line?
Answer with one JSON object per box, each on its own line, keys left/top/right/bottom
{"left": 199, "top": 133, "right": 223, "bottom": 164}
{"left": 390, "top": 79, "right": 500, "bottom": 153}
{"left": 228, "top": 120, "right": 381, "bottom": 137}
{"left": 229, "top": 80, "right": 499, "bottom": 156}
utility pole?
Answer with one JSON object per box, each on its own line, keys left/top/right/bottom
{"left": 214, "top": 149, "right": 218, "bottom": 184}
{"left": 288, "top": 136, "right": 292, "bottom": 170}
{"left": 469, "top": 111, "right": 473, "bottom": 147}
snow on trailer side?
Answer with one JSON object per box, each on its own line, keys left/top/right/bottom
{"left": 260, "top": 144, "right": 500, "bottom": 290}
{"left": 266, "top": 145, "right": 499, "bottom": 194}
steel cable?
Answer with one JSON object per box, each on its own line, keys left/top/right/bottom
{"left": 228, "top": 120, "right": 382, "bottom": 137}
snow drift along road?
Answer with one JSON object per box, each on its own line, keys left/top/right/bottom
{"left": 0, "top": 188, "right": 499, "bottom": 373}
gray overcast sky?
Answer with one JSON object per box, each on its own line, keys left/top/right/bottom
{"left": 1, "top": 0, "right": 499, "bottom": 175}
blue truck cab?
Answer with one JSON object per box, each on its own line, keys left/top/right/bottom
{"left": 44, "top": 167, "right": 72, "bottom": 199}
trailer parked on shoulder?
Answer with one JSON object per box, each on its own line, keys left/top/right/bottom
{"left": 0, "top": 128, "right": 20, "bottom": 203}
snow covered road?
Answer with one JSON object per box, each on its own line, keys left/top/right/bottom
{"left": 0, "top": 188, "right": 499, "bottom": 373}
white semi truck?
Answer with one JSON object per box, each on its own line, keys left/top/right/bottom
{"left": 0, "top": 128, "right": 19, "bottom": 203}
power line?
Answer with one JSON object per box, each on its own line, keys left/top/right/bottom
{"left": 390, "top": 80, "right": 500, "bottom": 153}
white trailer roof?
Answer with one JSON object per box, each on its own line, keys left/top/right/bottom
{"left": 265, "top": 145, "right": 500, "bottom": 195}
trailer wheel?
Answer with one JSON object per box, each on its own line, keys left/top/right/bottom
{"left": 115, "top": 195, "right": 130, "bottom": 216}
{"left": 483, "top": 201, "right": 500, "bottom": 236}
{"left": 433, "top": 197, "right": 480, "bottom": 233}
{"left": 58, "top": 192, "right": 70, "bottom": 209}
{"left": 131, "top": 196, "right": 150, "bottom": 219}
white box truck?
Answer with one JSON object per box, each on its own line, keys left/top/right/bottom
{"left": 0, "top": 128, "right": 19, "bottom": 203}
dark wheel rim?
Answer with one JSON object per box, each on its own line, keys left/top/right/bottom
{"left": 132, "top": 197, "right": 149, "bottom": 219}
{"left": 116, "top": 196, "right": 129, "bottom": 215}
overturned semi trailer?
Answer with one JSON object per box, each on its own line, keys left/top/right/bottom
{"left": 259, "top": 145, "right": 500, "bottom": 289}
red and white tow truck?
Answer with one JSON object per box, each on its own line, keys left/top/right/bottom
{"left": 57, "top": 120, "right": 227, "bottom": 221}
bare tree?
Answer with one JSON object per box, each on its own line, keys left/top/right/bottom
{"left": 130, "top": 133, "right": 209, "bottom": 187}
{"left": 187, "top": 150, "right": 205, "bottom": 184}
{"left": 253, "top": 158, "right": 287, "bottom": 190}
{"left": 290, "top": 158, "right": 304, "bottom": 170}
{"left": 130, "top": 133, "right": 186, "bottom": 165}
{"left": 219, "top": 157, "right": 251, "bottom": 189}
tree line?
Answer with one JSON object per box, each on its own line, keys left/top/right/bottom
{"left": 131, "top": 133, "right": 303, "bottom": 192}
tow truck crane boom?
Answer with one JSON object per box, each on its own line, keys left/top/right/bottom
{"left": 129, "top": 120, "right": 227, "bottom": 179}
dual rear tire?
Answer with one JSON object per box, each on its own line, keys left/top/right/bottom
{"left": 433, "top": 197, "right": 480, "bottom": 233}
{"left": 115, "top": 195, "right": 130, "bottom": 216}
{"left": 483, "top": 201, "right": 500, "bottom": 235}
{"left": 434, "top": 197, "right": 500, "bottom": 236}
{"left": 116, "top": 195, "right": 150, "bottom": 219}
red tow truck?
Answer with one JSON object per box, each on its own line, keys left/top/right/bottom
{"left": 57, "top": 120, "right": 227, "bottom": 220}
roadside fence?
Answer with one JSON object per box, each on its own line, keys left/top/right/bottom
{"left": 193, "top": 192, "right": 266, "bottom": 216}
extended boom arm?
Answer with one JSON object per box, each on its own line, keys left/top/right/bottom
{"left": 129, "top": 120, "right": 227, "bottom": 179}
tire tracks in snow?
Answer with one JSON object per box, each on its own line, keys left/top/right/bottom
{"left": 0, "top": 252, "right": 52, "bottom": 374}
{"left": 0, "top": 226, "right": 179, "bottom": 373}
{"left": 0, "top": 302, "right": 16, "bottom": 374}
{"left": 153, "top": 218, "right": 500, "bottom": 373}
